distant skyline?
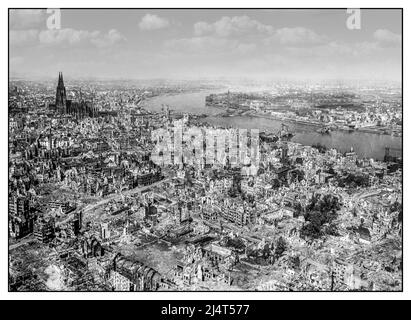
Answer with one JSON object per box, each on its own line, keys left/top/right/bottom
{"left": 9, "top": 9, "right": 402, "bottom": 82}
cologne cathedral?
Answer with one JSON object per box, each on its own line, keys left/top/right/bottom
{"left": 53, "top": 72, "right": 98, "bottom": 118}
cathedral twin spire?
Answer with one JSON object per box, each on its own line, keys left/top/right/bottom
{"left": 57, "top": 72, "right": 64, "bottom": 87}
{"left": 55, "top": 71, "right": 67, "bottom": 109}
{"left": 55, "top": 72, "right": 96, "bottom": 118}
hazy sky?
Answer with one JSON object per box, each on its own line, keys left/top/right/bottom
{"left": 9, "top": 9, "right": 402, "bottom": 81}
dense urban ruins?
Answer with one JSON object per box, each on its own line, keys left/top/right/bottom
{"left": 9, "top": 9, "right": 402, "bottom": 292}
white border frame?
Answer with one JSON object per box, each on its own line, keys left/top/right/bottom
{"left": 2, "top": 0, "right": 408, "bottom": 300}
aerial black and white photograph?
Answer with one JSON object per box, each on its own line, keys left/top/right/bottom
{"left": 8, "top": 7, "right": 403, "bottom": 293}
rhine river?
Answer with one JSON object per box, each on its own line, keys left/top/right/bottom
{"left": 143, "top": 90, "right": 402, "bottom": 160}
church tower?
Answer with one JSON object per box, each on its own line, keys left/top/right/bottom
{"left": 55, "top": 72, "right": 67, "bottom": 113}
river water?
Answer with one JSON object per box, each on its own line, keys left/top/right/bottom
{"left": 143, "top": 90, "right": 402, "bottom": 160}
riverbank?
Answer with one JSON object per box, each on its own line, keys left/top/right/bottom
{"left": 213, "top": 108, "right": 402, "bottom": 137}
{"left": 144, "top": 90, "right": 402, "bottom": 160}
